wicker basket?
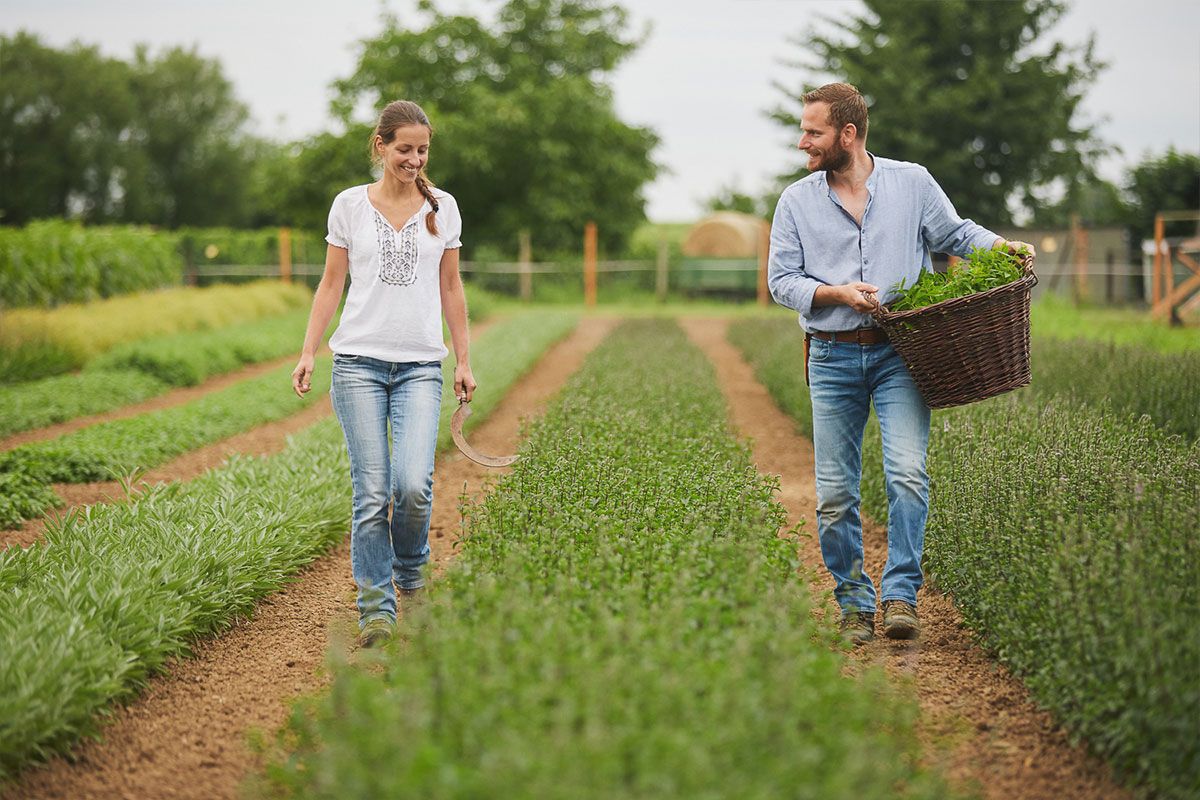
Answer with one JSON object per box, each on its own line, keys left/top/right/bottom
{"left": 870, "top": 255, "right": 1037, "bottom": 409}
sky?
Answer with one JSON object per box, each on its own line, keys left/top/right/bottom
{"left": 3, "top": 0, "right": 1199, "bottom": 222}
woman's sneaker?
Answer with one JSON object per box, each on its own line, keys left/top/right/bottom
{"left": 882, "top": 600, "right": 919, "bottom": 640}
{"left": 839, "top": 610, "right": 875, "bottom": 647}
{"left": 358, "top": 618, "right": 394, "bottom": 648}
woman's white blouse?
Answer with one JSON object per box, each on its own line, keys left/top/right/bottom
{"left": 325, "top": 184, "right": 462, "bottom": 363}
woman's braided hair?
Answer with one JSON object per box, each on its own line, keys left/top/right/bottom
{"left": 370, "top": 100, "right": 440, "bottom": 235}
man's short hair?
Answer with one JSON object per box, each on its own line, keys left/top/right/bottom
{"left": 802, "top": 83, "right": 869, "bottom": 139}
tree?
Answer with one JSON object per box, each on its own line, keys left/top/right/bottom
{"left": 1125, "top": 148, "right": 1200, "bottom": 241}
{"left": 118, "top": 46, "right": 257, "bottom": 227}
{"left": 0, "top": 35, "right": 259, "bottom": 228}
{"left": 0, "top": 33, "right": 134, "bottom": 224}
{"left": 320, "top": 0, "right": 659, "bottom": 254}
{"left": 773, "top": 0, "right": 1106, "bottom": 225}
{"left": 1029, "top": 176, "right": 1130, "bottom": 229}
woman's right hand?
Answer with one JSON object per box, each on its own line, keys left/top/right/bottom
{"left": 291, "top": 354, "right": 315, "bottom": 397}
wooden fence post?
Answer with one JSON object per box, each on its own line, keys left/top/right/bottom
{"left": 584, "top": 221, "right": 597, "bottom": 307}
{"left": 655, "top": 235, "right": 669, "bottom": 302}
{"left": 518, "top": 229, "right": 532, "bottom": 302}
{"left": 1071, "top": 214, "right": 1088, "bottom": 303}
{"left": 279, "top": 227, "right": 292, "bottom": 284}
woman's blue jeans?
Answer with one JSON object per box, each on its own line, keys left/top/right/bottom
{"left": 330, "top": 354, "right": 442, "bottom": 627}
{"left": 807, "top": 338, "right": 930, "bottom": 613}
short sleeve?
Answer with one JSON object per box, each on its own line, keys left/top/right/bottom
{"left": 440, "top": 194, "right": 462, "bottom": 249}
{"left": 325, "top": 193, "right": 350, "bottom": 249}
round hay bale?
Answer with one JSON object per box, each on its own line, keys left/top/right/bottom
{"left": 682, "top": 211, "right": 769, "bottom": 258}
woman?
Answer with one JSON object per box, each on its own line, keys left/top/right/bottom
{"left": 292, "top": 100, "right": 475, "bottom": 648}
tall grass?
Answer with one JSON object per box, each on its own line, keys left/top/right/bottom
{"left": 0, "top": 281, "right": 312, "bottom": 383}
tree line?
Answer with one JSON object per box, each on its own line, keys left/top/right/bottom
{"left": 2, "top": 0, "right": 1196, "bottom": 255}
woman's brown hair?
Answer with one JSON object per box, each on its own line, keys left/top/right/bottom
{"left": 370, "top": 100, "right": 440, "bottom": 235}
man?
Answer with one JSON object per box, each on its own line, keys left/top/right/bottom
{"left": 767, "top": 82, "right": 1032, "bottom": 646}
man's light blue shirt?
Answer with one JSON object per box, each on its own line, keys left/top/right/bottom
{"left": 768, "top": 155, "right": 999, "bottom": 332}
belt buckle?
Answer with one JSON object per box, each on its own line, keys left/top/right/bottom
{"left": 855, "top": 328, "right": 870, "bottom": 345}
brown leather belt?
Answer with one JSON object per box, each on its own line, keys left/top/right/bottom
{"left": 807, "top": 326, "right": 889, "bottom": 345}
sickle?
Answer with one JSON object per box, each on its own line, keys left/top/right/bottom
{"left": 450, "top": 399, "right": 518, "bottom": 468}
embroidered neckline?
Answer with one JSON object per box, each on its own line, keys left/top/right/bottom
{"left": 374, "top": 210, "right": 419, "bottom": 287}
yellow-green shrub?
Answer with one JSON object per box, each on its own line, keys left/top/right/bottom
{"left": 0, "top": 281, "right": 311, "bottom": 383}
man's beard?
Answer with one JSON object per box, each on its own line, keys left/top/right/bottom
{"left": 819, "top": 139, "right": 852, "bottom": 173}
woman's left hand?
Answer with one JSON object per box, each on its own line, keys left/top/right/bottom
{"left": 454, "top": 363, "right": 477, "bottom": 403}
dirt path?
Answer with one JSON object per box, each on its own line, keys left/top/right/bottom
{"left": 5, "top": 316, "right": 616, "bottom": 800}
{"left": 681, "top": 317, "right": 1130, "bottom": 800}
{"left": 0, "top": 355, "right": 298, "bottom": 452}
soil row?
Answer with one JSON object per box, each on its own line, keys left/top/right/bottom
{"left": 679, "top": 318, "right": 1128, "bottom": 800}
{"left": 4, "top": 317, "right": 616, "bottom": 800}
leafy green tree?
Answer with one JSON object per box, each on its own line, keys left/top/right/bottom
{"left": 118, "top": 46, "right": 256, "bottom": 227}
{"left": 773, "top": 0, "right": 1106, "bottom": 224}
{"left": 1125, "top": 148, "right": 1200, "bottom": 240}
{"left": 264, "top": 126, "right": 376, "bottom": 233}
{"left": 321, "top": 0, "right": 659, "bottom": 254}
{"left": 0, "top": 33, "right": 134, "bottom": 224}
{"left": 1030, "top": 177, "right": 1130, "bottom": 229}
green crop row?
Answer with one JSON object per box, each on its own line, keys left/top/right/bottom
{"left": 0, "top": 280, "right": 312, "bottom": 383}
{"left": 435, "top": 309, "right": 578, "bottom": 452}
{"left": 0, "top": 220, "right": 181, "bottom": 310}
{"left": 0, "top": 220, "right": 327, "bottom": 310}
{"left": 260, "top": 320, "right": 955, "bottom": 800}
{"left": 88, "top": 308, "right": 310, "bottom": 387}
{"left": 864, "top": 399, "right": 1199, "bottom": 799}
{"left": 0, "top": 286, "right": 506, "bottom": 440}
{"left": 0, "top": 359, "right": 330, "bottom": 526}
{"left": 0, "top": 419, "right": 351, "bottom": 779}
{"left": 1028, "top": 337, "right": 1199, "bottom": 440}
{"left": 730, "top": 318, "right": 1200, "bottom": 798}
{"left": 0, "top": 370, "right": 171, "bottom": 441}
{"left": 0, "top": 312, "right": 576, "bottom": 779}
{"left": 0, "top": 309, "right": 575, "bottom": 527}
{"left": 0, "top": 311, "right": 309, "bottom": 440}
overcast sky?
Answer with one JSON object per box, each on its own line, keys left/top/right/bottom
{"left": 4, "top": 0, "right": 1199, "bottom": 221}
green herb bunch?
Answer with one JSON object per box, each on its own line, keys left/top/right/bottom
{"left": 888, "top": 245, "right": 1026, "bottom": 312}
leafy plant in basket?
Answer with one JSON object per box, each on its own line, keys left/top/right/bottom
{"left": 888, "top": 245, "right": 1028, "bottom": 312}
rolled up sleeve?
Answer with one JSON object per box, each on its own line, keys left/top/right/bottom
{"left": 768, "top": 197, "right": 820, "bottom": 317}
{"left": 919, "top": 169, "right": 998, "bottom": 256}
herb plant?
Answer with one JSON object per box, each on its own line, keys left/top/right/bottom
{"left": 887, "top": 246, "right": 1026, "bottom": 312}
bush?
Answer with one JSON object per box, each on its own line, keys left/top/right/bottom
{"left": 0, "top": 220, "right": 181, "bottom": 309}
{"left": 0, "top": 281, "right": 311, "bottom": 383}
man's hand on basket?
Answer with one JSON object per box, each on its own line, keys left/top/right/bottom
{"left": 840, "top": 281, "right": 880, "bottom": 313}
{"left": 994, "top": 238, "right": 1037, "bottom": 260}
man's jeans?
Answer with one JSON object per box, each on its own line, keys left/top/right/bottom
{"left": 807, "top": 338, "right": 930, "bottom": 613}
{"left": 330, "top": 354, "right": 442, "bottom": 627}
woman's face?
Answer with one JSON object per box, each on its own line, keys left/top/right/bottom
{"left": 376, "top": 124, "right": 431, "bottom": 184}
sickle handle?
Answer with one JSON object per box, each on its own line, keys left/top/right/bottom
{"left": 450, "top": 399, "right": 518, "bottom": 468}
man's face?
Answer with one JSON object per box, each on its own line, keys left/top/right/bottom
{"left": 798, "top": 102, "right": 851, "bottom": 173}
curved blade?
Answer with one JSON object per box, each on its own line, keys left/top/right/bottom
{"left": 450, "top": 401, "right": 518, "bottom": 468}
